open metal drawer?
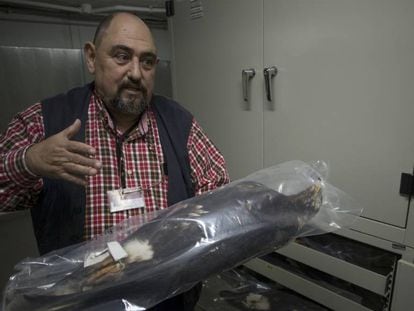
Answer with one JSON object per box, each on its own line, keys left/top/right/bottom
{"left": 244, "top": 233, "right": 400, "bottom": 311}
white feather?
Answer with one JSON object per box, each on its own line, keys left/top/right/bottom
{"left": 243, "top": 293, "right": 270, "bottom": 310}
{"left": 123, "top": 239, "right": 154, "bottom": 263}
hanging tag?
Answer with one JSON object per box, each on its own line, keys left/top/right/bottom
{"left": 108, "top": 187, "right": 145, "bottom": 213}
{"left": 84, "top": 249, "right": 110, "bottom": 268}
{"left": 107, "top": 241, "right": 128, "bottom": 261}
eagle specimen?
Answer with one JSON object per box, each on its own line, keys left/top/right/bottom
{"left": 4, "top": 162, "right": 329, "bottom": 311}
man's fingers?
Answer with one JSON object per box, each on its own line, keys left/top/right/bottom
{"left": 62, "top": 162, "right": 99, "bottom": 176}
{"left": 63, "top": 119, "right": 82, "bottom": 140}
{"left": 67, "top": 140, "right": 97, "bottom": 159}
{"left": 66, "top": 147, "right": 101, "bottom": 169}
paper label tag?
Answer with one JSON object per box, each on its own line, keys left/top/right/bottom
{"left": 84, "top": 250, "right": 110, "bottom": 268}
{"left": 107, "top": 241, "right": 128, "bottom": 261}
{"left": 108, "top": 188, "right": 145, "bottom": 213}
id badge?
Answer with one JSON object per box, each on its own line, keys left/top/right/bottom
{"left": 108, "top": 187, "right": 145, "bottom": 213}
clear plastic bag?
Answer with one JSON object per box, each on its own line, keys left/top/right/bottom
{"left": 3, "top": 160, "right": 362, "bottom": 311}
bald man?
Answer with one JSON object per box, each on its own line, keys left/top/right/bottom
{"left": 0, "top": 12, "right": 229, "bottom": 310}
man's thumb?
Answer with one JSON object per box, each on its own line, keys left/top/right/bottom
{"left": 64, "top": 119, "right": 82, "bottom": 139}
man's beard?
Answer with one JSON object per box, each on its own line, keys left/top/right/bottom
{"left": 108, "top": 82, "right": 149, "bottom": 117}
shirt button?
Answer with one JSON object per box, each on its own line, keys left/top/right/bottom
{"left": 127, "top": 169, "right": 133, "bottom": 176}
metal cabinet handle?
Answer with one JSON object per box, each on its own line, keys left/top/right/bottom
{"left": 242, "top": 68, "right": 256, "bottom": 102}
{"left": 264, "top": 66, "right": 278, "bottom": 101}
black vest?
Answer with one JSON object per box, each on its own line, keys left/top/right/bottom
{"left": 32, "top": 83, "right": 195, "bottom": 255}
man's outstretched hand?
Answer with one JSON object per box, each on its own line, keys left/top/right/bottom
{"left": 26, "top": 119, "right": 102, "bottom": 186}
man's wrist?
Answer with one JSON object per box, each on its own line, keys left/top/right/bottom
{"left": 4, "top": 145, "right": 41, "bottom": 186}
{"left": 23, "top": 145, "right": 41, "bottom": 177}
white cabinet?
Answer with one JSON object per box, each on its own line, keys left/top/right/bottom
{"left": 171, "top": 0, "right": 414, "bottom": 243}
{"left": 172, "top": 2, "right": 414, "bottom": 309}
{"left": 262, "top": 0, "right": 414, "bottom": 233}
{"left": 170, "top": 0, "right": 264, "bottom": 180}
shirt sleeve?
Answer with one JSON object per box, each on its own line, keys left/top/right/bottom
{"left": 0, "top": 103, "right": 44, "bottom": 211}
{"left": 187, "top": 118, "right": 230, "bottom": 195}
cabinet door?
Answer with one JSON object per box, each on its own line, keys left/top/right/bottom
{"left": 263, "top": 0, "right": 414, "bottom": 227}
{"left": 171, "top": 0, "right": 264, "bottom": 179}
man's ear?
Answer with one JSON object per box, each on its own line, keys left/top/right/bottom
{"left": 84, "top": 42, "right": 96, "bottom": 74}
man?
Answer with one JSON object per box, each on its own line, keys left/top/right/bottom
{"left": 0, "top": 12, "right": 229, "bottom": 310}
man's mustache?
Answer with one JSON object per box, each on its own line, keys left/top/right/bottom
{"left": 119, "top": 81, "right": 147, "bottom": 94}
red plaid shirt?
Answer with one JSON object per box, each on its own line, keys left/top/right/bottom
{"left": 0, "top": 92, "right": 229, "bottom": 239}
